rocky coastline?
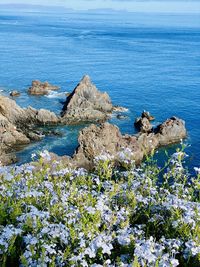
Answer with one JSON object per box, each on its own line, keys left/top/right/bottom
{"left": 0, "top": 75, "right": 187, "bottom": 167}
{"left": 0, "top": 95, "right": 59, "bottom": 165}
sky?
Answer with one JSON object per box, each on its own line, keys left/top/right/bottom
{"left": 1, "top": 0, "right": 200, "bottom": 13}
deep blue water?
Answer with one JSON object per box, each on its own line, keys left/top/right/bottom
{"left": 0, "top": 9, "right": 200, "bottom": 170}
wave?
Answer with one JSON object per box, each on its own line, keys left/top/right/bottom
{"left": 0, "top": 21, "right": 19, "bottom": 26}
{"left": 45, "top": 91, "right": 68, "bottom": 99}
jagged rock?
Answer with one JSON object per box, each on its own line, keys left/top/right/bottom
{"left": 73, "top": 117, "right": 187, "bottom": 169}
{"left": 10, "top": 91, "right": 20, "bottom": 97}
{"left": 155, "top": 117, "right": 187, "bottom": 146}
{"left": 73, "top": 123, "right": 143, "bottom": 169}
{"left": 28, "top": 80, "right": 59, "bottom": 95}
{"left": 0, "top": 95, "right": 60, "bottom": 165}
{"left": 142, "top": 111, "right": 155, "bottom": 121}
{"left": 35, "top": 109, "right": 59, "bottom": 124}
{"left": 0, "top": 113, "right": 30, "bottom": 165}
{"left": 134, "top": 117, "right": 152, "bottom": 133}
{"left": 137, "top": 132, "right": 159, "bottom": 154}
{"left": 134, "top": 111, "right": 155, "bottom": 133}
{"left": 61, "top": 75, "right": 113, "bottom": 123}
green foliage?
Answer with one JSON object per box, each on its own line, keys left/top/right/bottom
{"left": 0, "top": 148, "right": 199, "bottom": 266}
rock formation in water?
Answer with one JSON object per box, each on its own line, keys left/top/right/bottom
{"left": 134, "top": 111, "right": 155, "bottom": 133}
{"left": 61, "top": 75, "right": 113, "bottom": 123}
{"left": 0, "top": 80, "right": 187, "bottom": 168}
{"left": 28, "top": 80, "right": 59, "bottom": 95}
{"left": 154, "top": 116, "right": 186, "bottom": 145}
{"left": 0, "top": 95, "right": 60, "bottom": 165}
{"left": 73, "top": 116, "right": 187, "bottom": 169}
{"left": 73, "top": 123, "right": 143, "bottom": 169}
{"left": 10, "top": 91, "right": 20, "bottom": 97}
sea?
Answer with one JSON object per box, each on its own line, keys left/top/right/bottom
{"left": 0, "top": 8, "right": 200, "bottom": 171}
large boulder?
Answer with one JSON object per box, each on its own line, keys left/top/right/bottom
{"left": 73, "top": 116, "right": 187, "bottom": 169}
{"left": 155, "top": 116, "right": 187, "bottom": 146}
{"left": 73, "top": 123, "right": 143, "bottom": 169}
{"left": 61, "top": 75, "right": 113, "bottom": 123}
{"left": 28, "top": 80, "right": 59, "bottom": 95}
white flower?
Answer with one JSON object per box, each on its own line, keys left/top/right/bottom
{"left": 86, "top": 206, "right": 96, "bottom": 214}
{"left": 170, "top": 258, "right": 179, "bottom": 267}
{"left": 94, "top": 153, "right": 114, "bottom": 162}
{"left": 31, "top": 153, "right": 37, "bottom": 159}
{"left": 117, "top": 234, "right": 131, "bottom": 246}
{"left": 43, "top": 244, "right": 57, "bottom": 255}
{"left": 84, "top": 247, "right": 96, "bottom": 258}
{"left": 194, "top": 167, "right": 200, "bottom": 174}
{"left": 118, "top": 148, "right": 134, "bottom": 164}
{"left": 39, "top": 150, "right": 51, "bottom": 161}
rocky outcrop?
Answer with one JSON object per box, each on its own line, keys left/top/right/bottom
{"left": 142, "top": 111, "right": 155, "bottom": 121}
{"left": 0, "top": 95, "right": 60, "bottom": 165}
{"left": 10, "top": 91, "right": 20, "bottom": 97}
{"left": 155, "top": 116, "right": 187, "bottom": 146}
{"left": 0, "top": 113, "right": 30, "bottom": 165}
{"left": 73, "top": 117, "right": 187, "bottom": 169}
{"left": 73, "top": 123, "right": 143, "bottom": 169}
{"left": 134, "top": 111, "right": 155, "bottom": 133}
{"left": 0, "top": 96, "right": 59, "bottom": 126}
{"left": 61, "top": 75, "right": 113, "bottom": 123}
{"left": 134, "top": 117, "right": 152, "bottom": 133}
{"left": 28, "top": 80, "right": 59, "bottom": 95}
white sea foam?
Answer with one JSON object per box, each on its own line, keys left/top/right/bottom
{"left": 45, "top": 91, "right": 68, "bottom": 99}
{"left": 113, "top": 106, "right": 129, "bottom": 113}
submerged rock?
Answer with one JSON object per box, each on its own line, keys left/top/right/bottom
{"left": 116, "top": 114, "right": 128, "bottom": 120}
{"left": 28, "top": 80, "right": 59, "bottom": 95}
{"left": 61, "top": 75, "right": 113, "bottom": 123}
{"left": 10, "top": 91, "right": 20, "bottom": 97}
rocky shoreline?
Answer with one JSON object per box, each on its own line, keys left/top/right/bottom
{"left": 0, "top": 75, "right": 187, "bottom": 166}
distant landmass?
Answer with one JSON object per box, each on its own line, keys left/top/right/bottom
{"left": 0, "top": 4, "right": 74, "bottom": 12}
{"left": 0, "top": 4, "right": 126, "bottom": 14}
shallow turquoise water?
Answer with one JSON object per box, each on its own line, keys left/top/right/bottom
{"left": 0, "top": 9, "right": 200, "bottom": 170}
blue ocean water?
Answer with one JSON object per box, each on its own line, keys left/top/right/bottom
{"left": 0, "top": 9, "right": 200, "bottom": 170}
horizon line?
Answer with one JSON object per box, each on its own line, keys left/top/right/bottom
{"left": 1, "top": 3, "right": 200, "bottom": 14}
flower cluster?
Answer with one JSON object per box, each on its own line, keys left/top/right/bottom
{"left": 0, "top": 148, "right": 199, "bottom": 266}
